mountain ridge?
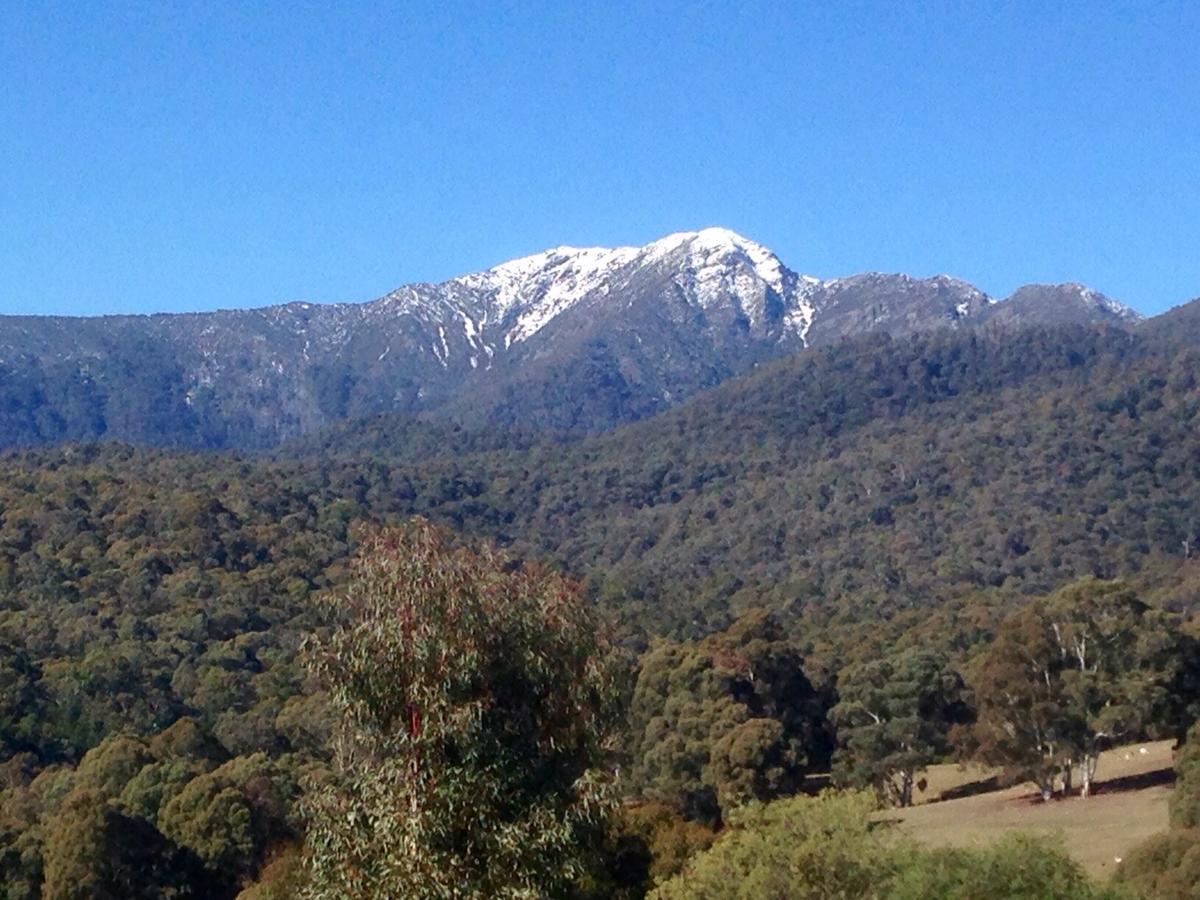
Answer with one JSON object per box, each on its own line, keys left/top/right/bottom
{"left": 0, "top": 228, "right": 1146, "bottom": 449}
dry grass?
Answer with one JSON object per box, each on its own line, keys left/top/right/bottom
{"left": 881, "top": 740, "right": 1176, "bottom": 880}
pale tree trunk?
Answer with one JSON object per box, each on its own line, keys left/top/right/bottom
{"left": 899, "top": 769, "right": 914, "bottom": 808}
{"left": 1081, "top": 754, "right": 1099, "bottom": 798}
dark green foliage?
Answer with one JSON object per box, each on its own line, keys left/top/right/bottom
{"left": 40, "top": 789, "right": 216, "bottom": 900}
{"left": 1172, "top": 723, "right": 1200, "bottom": 829}
{"left": 266, "top": 322, "right": 1200, "bottom": 645}
{"left": 627, "top": 609, "right": 828, "bottom": 824}
{"left": 0, "top": 819, "right": 42, "bottom": 900}
{"left": 832, "top": 650, "right": 973, "bottom": 806}
{"left": 158, "top": 753, "right": 298, "bottom": 883}
{"left": 0, "top": 728, "right": 299, "bottom": 899}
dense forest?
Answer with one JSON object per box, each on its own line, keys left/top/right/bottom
{"left": 4, "top": 312, "right": 1200, "bottom": 896}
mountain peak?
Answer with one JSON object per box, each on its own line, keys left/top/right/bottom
{"left": 992, "top": 283, "right": 1142, "bottom": 326}
{"left": 643, "top": 227, "right": 781, "bottom": 269}
{"left": 463, "top": 227, "right": 776, "bottom": 277}
{"left": 437, "top": 228, "right": 809, "bottom": 346}
{"left": 648, "top": 225, "right": 760, "bottom": 250}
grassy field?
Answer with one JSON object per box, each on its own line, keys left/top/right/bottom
{"left": 882, "top": 740, "right": 1176, "bottom": 880}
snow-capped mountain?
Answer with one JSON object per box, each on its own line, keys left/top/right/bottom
{"left": 0, "top": 228, "right": 1143, "bottom": 448}
{"left": 362, "top": 228, "right": 819, "bottom": 368}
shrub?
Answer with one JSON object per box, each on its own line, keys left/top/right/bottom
{"left": 1116, "top": 828, "right": 1200, "bottom": 899}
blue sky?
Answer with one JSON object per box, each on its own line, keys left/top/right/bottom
{"left": 2, "top": 1, "right": 1198, "bottom": 316}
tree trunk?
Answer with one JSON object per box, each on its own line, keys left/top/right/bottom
{"left": 899, "top": 769, "right": 914, "bottom": 808}
{"left": 1081, "top": 754, "right": 1098, "bottom": 798}
{"left": 1061, "top": 762, "right": 1073, "bottom": 796}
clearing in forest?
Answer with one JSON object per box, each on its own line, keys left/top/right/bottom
{"left": 883, "top": 740, "right": 1175, "bottom": 879}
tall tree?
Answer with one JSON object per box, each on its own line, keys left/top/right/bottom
{"left": 627, "top": 609, "right": 828, "bottom": 824}
{"left": 831, "top": 650, "right": 972, "bottom": 807}
{"left": 300, "top": 520, "right": 624, "bottom": 899}
{"left": 1041, "top": 580, "right": 1177, "bottom": 796}
{"left": 966, "top": 579, "right": 1182, "bottom": 799}
{"left": 963, "top": 602, "right": 1074, "bottom": 800}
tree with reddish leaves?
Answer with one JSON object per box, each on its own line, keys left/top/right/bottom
{"left": 301, "top": 520, "right": 624, "bottom": 899}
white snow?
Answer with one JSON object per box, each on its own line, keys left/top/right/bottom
{"left": 783, "top": 286, "right": 819, "bottom": 343}
{"left": 1076, "top": 285, "right": 1141, "bottom": 320}
{"left": 355, "top": 227, "right": 831, "bottom": 359}
{"left": 443, "top": 228, "right": 822, "bottom": 346}
{"left": 434, "top": 325, "right": 450, "bottom": 367}
{"left": 456, "top": 244, "right": 642, "bottom": 346}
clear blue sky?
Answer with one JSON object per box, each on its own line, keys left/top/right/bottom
{"left": 2, "top": 1, "right": 1198, "bottom": 317}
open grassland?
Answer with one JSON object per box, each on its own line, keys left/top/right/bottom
{"left": 885, "top": 741, "right": 1176, "bottom": 880}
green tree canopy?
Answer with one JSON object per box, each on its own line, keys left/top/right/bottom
{"left": 40, "top": 789, "right": 215, "bottom": 900}
{"left": 627, "top": 609, "right": 828, "bottom": 825}
{"left": 300, "top": 520, "right": 624, "bottom": 899}
{"left": 650, "top": 790, "right": 1122, "bottom": 900}
{"left": 831, "top": 650, "right": 972, "bottom": 806}
{"left": 965, "top": 578, "right": 1185, "bottom": 798}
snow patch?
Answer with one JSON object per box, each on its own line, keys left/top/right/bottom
{"left": 435, "top": 325, "right": 449, "bottom": 367}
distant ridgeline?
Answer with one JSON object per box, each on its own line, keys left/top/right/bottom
{"left": 0, "top": 228, "right": 1143, "bottom": 449}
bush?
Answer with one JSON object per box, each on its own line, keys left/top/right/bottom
{"left": 891, "top": 833, "right": 1126, "bottom": 900}
{"left": 650, "top": 791, "right": 890, "bottom": 900}
{"left": 1116, "top": 828, "right": 1200, "bottom": 899}
{"left": 651, "top": 790, "right": 1125, "bottom": 900}
{"left": 1171, "top": 724, "right": 1200, "bottom": 829}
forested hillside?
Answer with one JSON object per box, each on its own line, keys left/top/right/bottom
{"left": 288, "top": 315, "right": 1200, "bottom": 640}
{"left": 4, "top": 312, "right": 1200, "bottom": 895}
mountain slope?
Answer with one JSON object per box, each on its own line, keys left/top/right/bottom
{"left": 0, "top": 228, "right": 1142, "bottom": 448}
{"left": 283, "top": 320, "right": 1193, "bottom": 640}
{"left": 3, "top": 318, "right": 1193, "bottom": 650}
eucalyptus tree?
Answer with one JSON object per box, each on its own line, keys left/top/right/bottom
{"left": 831, "top": 650, "right": 972, "bottom": 807}
{"left": 967, "top": 578, "right": 1184, "bottom": 799}
{"left": 301, "top": 520, "right": 625, "bottom": 899}
{"left": 627, "top": 609, "right": 828, "bottom": 825}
